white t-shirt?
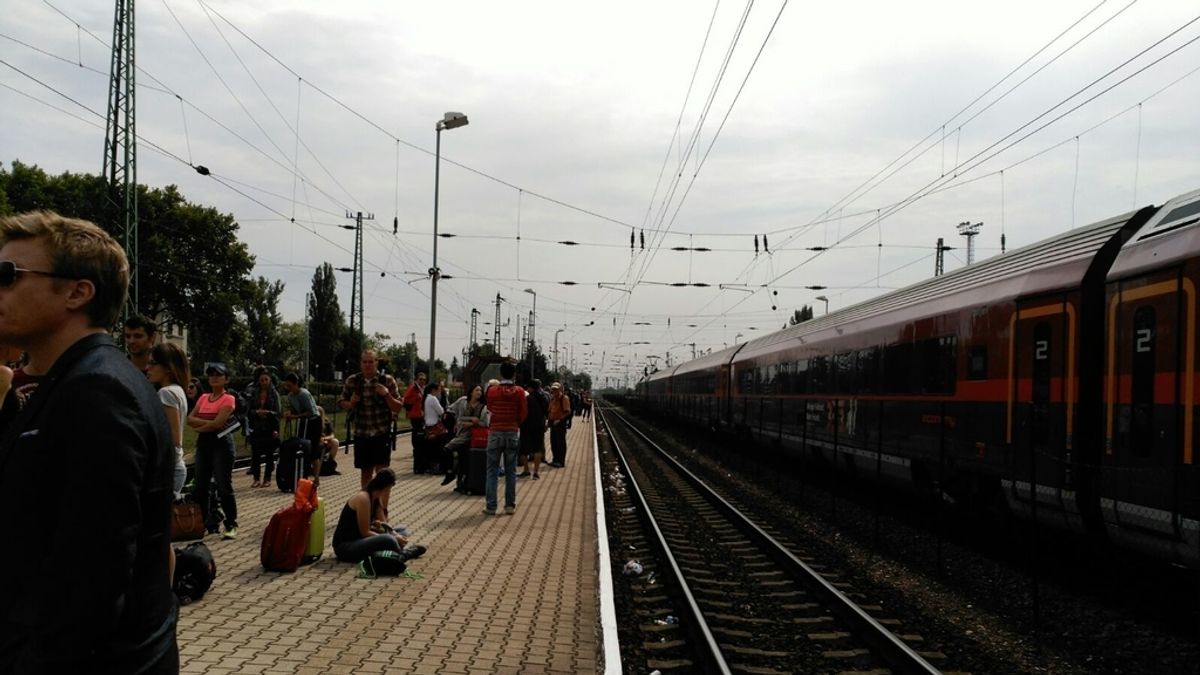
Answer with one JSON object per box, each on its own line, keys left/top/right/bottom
{"left": 158, "top": 384, "right": 187, "bottom": 460}
{"left": 424, "top": 394, "right": 445, "bottom": 427}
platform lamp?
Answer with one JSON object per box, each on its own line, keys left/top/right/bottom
{"left": 815, "top": 295, "right": 829, "bottom": 316}
{"left": 523, "top": 288, "right": 536, "bottom": 379}
{"left": 429, "top": 111, "right": 469, "bottom": 382}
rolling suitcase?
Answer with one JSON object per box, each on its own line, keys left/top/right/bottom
{"left": 304, "top": 496, "right": 325, "bottom": 564}
{"left": 262, "top": 478, "right": 318, "bottom": 573}
{"left": 457, "top": 426, "right": 488, "bottom": 495}
{"left": 277, "top": 419, "right": 311, "bottom": 493}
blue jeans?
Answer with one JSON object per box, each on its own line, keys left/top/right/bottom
{"left": 485, "top": 430, "right": 519, "bottom": 511}
{"left": 194, "top": 434, "right": 237, "bottom": 530}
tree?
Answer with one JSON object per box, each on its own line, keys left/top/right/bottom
{"left": 449, "top": 356, "right": 462, "bottom": 382}
{"left": 240, "top": 276, "right": 286, "bottom": 370}
{"left": 784, "top": 305, "right": 814, "bottom": 329}
{"left": 0, "top": 160, "right": 257, "bottom": 366}
{"left": 276, "top": 320, "right": 307, "bottom": 375}
{"left": 308, "top": 263, "right": 346, "bottom": 381}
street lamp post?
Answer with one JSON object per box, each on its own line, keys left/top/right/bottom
{"left": 815, "top": 295, "right": 829, "bottom": 315}
{"left": 429, "top": 111, "right": 468, "bottom": 384}
{"left": 524, "top": 288, "right": 536, "bottom": 379}
{"left": 554, "top": 328, "right": 564, "bottom": 374}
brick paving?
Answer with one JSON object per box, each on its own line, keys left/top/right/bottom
{"left": 179, "top": 420, "right": 603, "bottom": 674}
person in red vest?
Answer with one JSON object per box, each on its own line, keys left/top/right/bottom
{"left": 403, "top": 372, "right": 428, "bottom": 472}
{"left": 482, "top": 362, "right": 527, "bottom": 515}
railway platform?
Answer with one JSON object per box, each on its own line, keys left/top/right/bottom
{"left": 178, "top": 418, "right": 617, "bottom": 674}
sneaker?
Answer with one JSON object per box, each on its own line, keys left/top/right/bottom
{"left": 532, "top": 474, "right": 540, "bottom": 480}
{"left": 482, "top": 508, "right": 496, "bottom": 516}
{"left": 222, "top": 527, "right": 238, "bottom": 540}
{"left": 440, "top": 473, "right": 455, "bottom": 486}
{"left": 504, "top": 506, "right": 515, "bottom": 515}
{"left": 518, "top": 471, "right": 531, "bottom": 479}
{"left": 401, "top": 544, "right": 427, "bottom": 560}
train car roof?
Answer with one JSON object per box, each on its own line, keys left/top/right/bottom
{"left": 670, "top": 343, "right": 744, "bottom": 377}
{"left": 643, "top": 363, "right": 681, "bottom": 385}
{"left": 733, "top": 203, "right": 1143, "bottom": 363}
{"left": 1110, "top": 186, "right": 1200, "bottom": 278}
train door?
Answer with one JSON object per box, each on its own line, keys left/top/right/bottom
{"left": 1009, "top": 296, "right": 1073, "bottom": 519}
{"left": 1103, "top": 271, "right": 1189, "bottom": 543}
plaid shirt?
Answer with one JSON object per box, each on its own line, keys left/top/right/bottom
{"left": 341, "top": 372, "right": 399, "bottom": 437}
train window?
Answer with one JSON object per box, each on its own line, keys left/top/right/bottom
{"left": 794, "top": 359, "right": 809, "bottom": 394}
{"left": 759, "top": 364, "right": 777, "bottom": 395}
{"left": 967, "top": 345, "right": 987, "bottom": 380}
{"left": 856, "top": 348, "right": 880, "bottom": 394}
{"left": 1131, "top": 306, "right": 1156, "bottom": 457}
{"left": 917, "top": 336, "right": 957, "bottom": 394}
{"left": 883, "top": 342, "right": 913, "bottom": 394}
{"left": 777, "top": 361, "right": 792, "bottom": 394}
{"left": 809, "top": 356, "right": 829, "bottom": 393}
{"left": 739, "top": 369, "right": 754, "bottom": 395}
{"left": 833, "top": 352, "right": 855, "bottom": 394}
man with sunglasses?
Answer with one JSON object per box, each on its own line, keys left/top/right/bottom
{"left": 0, "top": 212, "right": 178, "bottom": 673}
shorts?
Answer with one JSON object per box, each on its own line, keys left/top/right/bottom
{"left": 354, "top": 435, "right": 391, "bottom": 469}
{"left": 519, "top": 427, "right": 545, "bottom": 455}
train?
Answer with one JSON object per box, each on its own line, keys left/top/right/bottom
{"left": 634, "top": 187, "right": 1200, "bottom": 567}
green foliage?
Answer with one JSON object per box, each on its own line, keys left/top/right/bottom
{"left": 241, "top": 276, "right": 287, "bottom": 371}
{"left": 0, "top": 160, "right": 256, "bottom": 366}
{"left": 308, "top": 263, "right": 344, "bottom": 381}
{"left": 785, "top": 304, "right": 814, "bottom": 328}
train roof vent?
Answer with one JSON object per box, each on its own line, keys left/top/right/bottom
{"left": 1138, "top": 192, "right": 1200, "bottom": 241}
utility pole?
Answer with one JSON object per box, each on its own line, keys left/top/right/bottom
{"left": 469, "top": 308, "right": 480, "bottom": 356}
{"left": 303, "top": 292, "right": 311, "bottom": 382}
{"left": 934, "top": 237, "right": 946, "bottom": 276}
{"left": 689, "top": 342, "right": 696, "bottom": 359}
{"left": 493, "top": 294, "right": 504, "bottom": 350}
{"left": 409, "top": 332, "right": 417, "bottom": 381}
{"left": 345, "top": 211, "right": 373, "bottom": 353}
{"left": 103, "top": 0, "right": 137, "bottom": 320}
{"left": 958, "top": 221, "right": 982, "bottom": 265}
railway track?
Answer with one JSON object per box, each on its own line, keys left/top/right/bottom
{"left": 599, "top": 405, "right": 951, "bottom": 674}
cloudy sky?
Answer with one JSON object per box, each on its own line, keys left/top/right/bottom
{"left": 3, "top": 0, "right": 1199, "bottom": 385}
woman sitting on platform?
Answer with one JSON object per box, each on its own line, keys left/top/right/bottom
{"left": 332, "top": 468, "right": 425, "bottom": 563}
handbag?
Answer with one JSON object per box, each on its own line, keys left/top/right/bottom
{"left": 425, "top": 421, "right": 449, "bottom": 440}
{"left": 171, "top": 498, "right": 206, "bottom": 542}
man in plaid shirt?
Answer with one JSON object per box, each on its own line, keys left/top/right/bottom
{"left": 339, "top": 350, "right": 402, "bottom": 488}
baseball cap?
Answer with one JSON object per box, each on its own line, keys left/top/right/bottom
{"left": 205, "top": 362, "right": 228, "bottom": 376}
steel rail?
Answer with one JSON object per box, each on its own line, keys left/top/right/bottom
{"left": 596, "top": 405, "right": 732, "bottom": 675}
{"left": 605, "top": 405, "right": 943, "bottom": 675}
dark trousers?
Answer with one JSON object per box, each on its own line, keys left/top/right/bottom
{"left": 194, "top": 434, "right": 238, "bottom": 530}
{"left": 249, "top": 436, "right": 277, "bottom": 482}
{"left": 334, "top": 533, "right": 402, "bottom": 563}
{"left": 550, "top": 421, "right": 568, "bottom": 465}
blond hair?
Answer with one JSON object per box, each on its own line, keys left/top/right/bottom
{"left": 0, "top": 211, "right": 129, "bottom": 328}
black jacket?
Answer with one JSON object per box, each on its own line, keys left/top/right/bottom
{"left": 0, "top": 334, "right": 178, "bottom": 674}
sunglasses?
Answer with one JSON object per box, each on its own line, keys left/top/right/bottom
{"left": 0, "top": 260, "right": 77, "bottom": 287}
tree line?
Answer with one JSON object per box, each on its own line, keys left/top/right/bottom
{"left": 0, "top": 160, "right": 448, "bottom": 383}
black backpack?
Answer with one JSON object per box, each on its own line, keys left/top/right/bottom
{"left": 356, "top": 549, "right": 406, "bottom": 578}
{"left": 173, "top": 542, "right": 217, "bottom": 605}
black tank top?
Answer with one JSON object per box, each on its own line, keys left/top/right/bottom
{"left": 332, "top": 495, "right": 382, "bottom": 547}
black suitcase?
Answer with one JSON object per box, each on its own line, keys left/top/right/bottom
{"left": 457, "top": 447, "right": 487, "bottom": 495}
{"left": 411, "top": 427, "right": 427, "bottom": 474}
{"left": 277, "top": 419, "right": 311, "bottom": 493}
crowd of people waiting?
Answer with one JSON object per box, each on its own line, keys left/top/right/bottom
{"left": 0, "top": 210, "right": 593, "bottom": 672}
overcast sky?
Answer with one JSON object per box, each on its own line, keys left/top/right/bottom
{"left": 3, "top": 0, "right": 1199, "bottom": 385}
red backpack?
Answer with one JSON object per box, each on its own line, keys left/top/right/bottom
{"left": 261, "top": 479, "right": 318, "bottom": 573}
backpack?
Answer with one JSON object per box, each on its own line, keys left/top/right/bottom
{"left": 356, "top": 549, "right": 407, "bottom": 578}
{"left": 173, "top": 542, "right": 216, "bottom": 605}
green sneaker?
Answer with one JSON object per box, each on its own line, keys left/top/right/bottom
{"left": 222, "top": 527, "right": 238, "bottom": 540}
